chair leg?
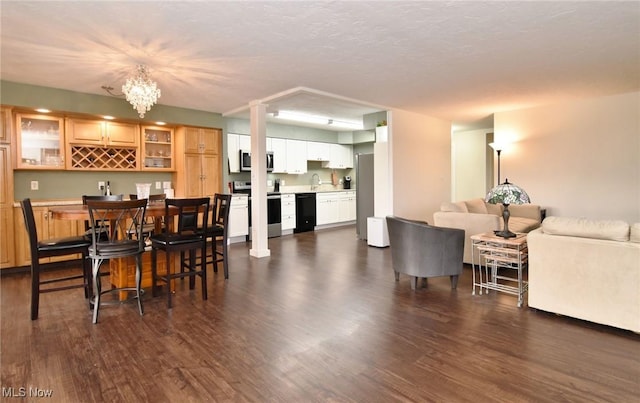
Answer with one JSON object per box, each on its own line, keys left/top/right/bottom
{"left": 188, "top": 250, "right": 196, "bottom": 290}
{"left": 222, "top": 237, "right": 229, "bottom": 279}
{"left": 151, "top": 248, "right": 158, "bottom": 297}
{"left": 135, "top": 254, "right": 144, "bottom": 316}
{"left": 167, "top": 249, "right": 173, "bottom": 309}
{"left": 450, "top": 274, "right": 459, "bottom": 289}
{"left": 212, "top": 237, "right": 218, "bottom": 273}
{"left": 201, "top": 243, "right": 208, "bottom": 300}
{"left": 410, "top": 276, "right": 418, "bottom": 290}
{"left": 92, "top": 258, "right": 102, "bottom": 324}
{"left": 30, "top": 260, "right": 40, "bottom": 320}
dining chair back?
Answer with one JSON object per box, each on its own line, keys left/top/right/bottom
{"left": 85, "top": 199, "right": 147, "bottom": 323}
{"left": 82, "top": 194, "right": 123, "bottom": 237}
{"left": 150, "top": 197, "right": 210, "bottom": 308}
{"left": 129, "top": 193, "right": 167, "bottom": 239}
{"left": 205, "top": 193, "right": 232, "bottom": 279}
{"left": 20, "top": 198, "right": 91, "bottom": 320}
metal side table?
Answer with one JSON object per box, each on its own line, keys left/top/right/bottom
{"left": 471, "top": 232, "right": 528, "bottom": 307}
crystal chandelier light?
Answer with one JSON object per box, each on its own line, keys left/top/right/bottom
{"left": 122, "top": 65, "right": 161, "bottom": 118}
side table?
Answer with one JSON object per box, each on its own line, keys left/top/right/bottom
{"left": 470, "top": 232, "right": 528, "bottom": 307}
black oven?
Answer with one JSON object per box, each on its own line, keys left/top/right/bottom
{"left": 240, "top": 150, "right": 274, "bottom": 172}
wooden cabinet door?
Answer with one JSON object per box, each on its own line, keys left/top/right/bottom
{"left": 0, "top": 145, "right": 14, "bottom": 268}
{"left": 0, "top": 207, "right": 14, "bottom": 268}
{"left": 0, "top": 107, "right": 12, "bottom": 144}
{"left": 46, "top": 210, "right": 83, "bottom": 263}
{"left": 183, "top": 127, "right": 202, "bottom": 154}
{"left": 184, "top": 154, "right": 203, "bottom": 198}
{"left": 105, "top": 122, "right": 138, "bottom": 146}
{"left": 201, "top": 154, "right": 220, "bottom": 198}
{"left": 200, "top": 128, "right": 220, "bottom": 155}
{"left": 66, "top": 118, "right": 104, "bottom": 144}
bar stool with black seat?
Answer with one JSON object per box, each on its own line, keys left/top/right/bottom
{"left": 151, "top": 197, "right": 210, "bottom": 308}
{"left": 20, "top": 198, "right": 92, "bottom": 320}
{"left": 85, "top": 199, "right": 147, "bottom": 324}
{"left": 197, "top": 193, "right": 232, "bottom": 279}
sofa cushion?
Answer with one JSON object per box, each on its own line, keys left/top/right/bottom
{"left": 509, "top": 217, "right": 540, "bottom": 233}
{"left": 630, "top": 223, "right": 640, "bottom": 243}
{"left": 542, "top": 216, "right": 630, "bottom": 242}
{"left": 440, "top": 201, "right": 467, "bottom": 213}
{"left": 465, "top": 198, "right": 488, "bottom": 214}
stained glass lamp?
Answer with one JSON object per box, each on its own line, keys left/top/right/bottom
{"left": 485, "top": 178, "right": 531, "bottom": 238}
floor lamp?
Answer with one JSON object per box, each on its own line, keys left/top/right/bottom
{"left": 489, "top": 142, "right": 502, "bottom": 185}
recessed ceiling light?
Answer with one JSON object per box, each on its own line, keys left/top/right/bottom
{"left": 35, "top": 108, "right": 51, "bottom": 113}
{"left": 155, "top": 121, "right": 166, "bottom": 126}
{"left": 103, "top": 115, "right": 115, "bottom": 120}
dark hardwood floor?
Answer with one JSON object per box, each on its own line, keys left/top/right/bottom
{"left": 1, "top": 225, "right": 638, "bottom": 402}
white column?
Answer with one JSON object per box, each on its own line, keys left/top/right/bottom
{"left": 249, "top": 100, "right": 271, "bottom": 258}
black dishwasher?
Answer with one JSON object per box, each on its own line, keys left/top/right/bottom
{"left": 294, "top": 193, "right": 316, "bottom": 233}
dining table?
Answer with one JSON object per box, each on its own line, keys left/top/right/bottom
{"left": 48, "top": 202, "right": 178, "bottom": 299}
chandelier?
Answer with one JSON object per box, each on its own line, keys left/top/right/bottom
{"left": 122, "top": 65, "right": 161, "bottom": 118}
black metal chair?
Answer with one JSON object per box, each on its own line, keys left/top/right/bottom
{"left": 85, "top": 199, "right": 148, "bottom": 324}
{"left": 82, "top": 194, "right": 123, "bottom": 239}
{"left": 150, "top": 197, "right": 210, "bottom": 308}
{"left": 20, "top": 198, "right": 92, "bottom": 320}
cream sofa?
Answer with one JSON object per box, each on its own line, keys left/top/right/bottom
{"left": 433, "top": 198, "right": 542, "bottom": 264}
{"left": 527, "top": 217, "right": 640, "bottom": 332}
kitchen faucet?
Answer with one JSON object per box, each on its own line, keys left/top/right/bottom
{"left": 311, "top": 173, "right": 320, "bottom": 190}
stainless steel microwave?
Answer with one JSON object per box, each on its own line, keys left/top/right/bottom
{"left": 240, "top": 150, "right": 274, "bottom": 172}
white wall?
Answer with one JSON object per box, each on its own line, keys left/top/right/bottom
{"left": 494, "top": 91, "right": 640, "bottom": 223}
{"left": 452, "top": 128, "right": 493, "bottom": 201}
{"left": 390, "top": 108, "right": 451, "bottom": 222}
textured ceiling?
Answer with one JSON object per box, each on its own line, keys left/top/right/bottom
{"left": 1, "top": 1, "right": 639, "bottom": 131}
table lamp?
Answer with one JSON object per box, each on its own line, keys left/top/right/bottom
{"left": 485, "top": 178, "right": 531, "bottom": 238}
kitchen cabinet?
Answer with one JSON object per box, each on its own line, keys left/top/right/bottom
{"left": 16, "top": 113, "right": 65, "bottom": 169}
{"left": 174, "top": 126, "right": 223, "bottom": 198}
{"left": 227, "top": 133, "right": 251, "bottom": 173}
{"left": 142, "top": 126, "right": 174, "bottom": 171}
{"left": 66, "top": 118, "right": 139, "bottom": 147}
{"left": 183, "top": 126, "right": 220, "bottom": 155}
{"left": 281, "top": 193, "right": 296, "bottom": 231}
{"left": 316, "top": 193, "right": 339, "bottom": 226}
{"left": 285, "top": 139, "right": 307, "bottom": 174}
{"left": 13, "top": 205, "right": 84, "bottom": 267}
{"left": 0, "top": 106, "right": 12, "bottom": 144}
{"left": 270, "top": 138, "right": 287, "bottom": 173}
{"left": 316, "top": 191, "right": 356, "bottom": 226}
{"left": 306, "top": 141, "right": 331, "bottom": 161}
{"left": 338, "top": 191, "right": 357, "bottom": 222}
{"left": 229, "top": 194, "right": 249, "bottom": 238}
{"left": 323, "top": 144, "right": 353, "bottom": 169}
{"left": 0, "top": 145, "right": 14, "bottom": 269}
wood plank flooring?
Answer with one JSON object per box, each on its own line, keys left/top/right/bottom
{"left": 1, "top": 225, "right": 639, "bottom": 402}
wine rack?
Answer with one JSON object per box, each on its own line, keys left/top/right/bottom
{"left": 69, "top": 145, "right": 138, "bottom": 170}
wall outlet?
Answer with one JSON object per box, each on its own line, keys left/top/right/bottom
{"left": 280, "top": 180, "right": 285, "bottom": 186}
{"left": 267, "top": 180, "right": 273, "bottom": 186}
{"left": 155, "top": 181, "right": 162, "bottom": 190}
{"left": 30, "top": 180, "right": 39, "bottom": 190}
{"left": 162, "top": 181, "right": 171, "bottom": 189}
{"left": 98, "top": 181, "right": 105, "bottom": 190}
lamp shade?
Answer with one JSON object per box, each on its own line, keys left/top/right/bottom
{"left": 485, "top": 178, "right": 530, "bottom": 205}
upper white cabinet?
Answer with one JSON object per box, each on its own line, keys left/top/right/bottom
{"left": 306, "top": 141, "right": 331, "bottom": 161}
{"left": 323, "top": 144, "right": 353, "bottom": 169}
{"left": 270, "top": 138, "right": 287, "bottom": 173}
{"left": 285, "top": 139, "right": 307, "bottom": 174}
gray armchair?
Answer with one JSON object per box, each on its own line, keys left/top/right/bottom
{"left": 386, "top": 216, "right": 465, "bottom": 290}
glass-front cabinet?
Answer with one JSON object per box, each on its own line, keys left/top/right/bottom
{"left": 16, "top": 113, "right": 65, "bottom": 169}
{"left": 142, "top": 126, "right": 174, "bottom": 171}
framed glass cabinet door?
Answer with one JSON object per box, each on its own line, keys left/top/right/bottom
{"left": 16, "top": 113, "right": 65, "bottom": 169}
